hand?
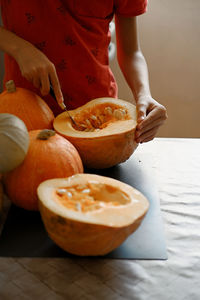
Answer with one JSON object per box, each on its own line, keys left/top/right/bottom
{"left": 135, "top": 96, "right": 168, "bottom": 143}
{"left": 15, "top": 42, "right": 64, "bottom": 104}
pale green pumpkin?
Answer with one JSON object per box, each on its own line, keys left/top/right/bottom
{"left": 0, "top": 113, "right": 29, "bottom": 173}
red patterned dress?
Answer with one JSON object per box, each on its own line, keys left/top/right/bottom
{"left": 0, "top": 0, "right": 147, "bottom": 115}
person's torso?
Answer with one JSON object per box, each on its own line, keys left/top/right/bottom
{"left": 1, "top": 0, "right": 117, "bottom": 114}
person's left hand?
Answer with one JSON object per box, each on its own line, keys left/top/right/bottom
{"left": 135, "top": 95, "right": 168, "bottom": 143}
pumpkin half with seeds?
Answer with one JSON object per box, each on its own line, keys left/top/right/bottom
{"left": 38, "top": 173, "right": 149, "bottom": 256}
{"left": 53, "top": 98, "right": 138, "bottom": 169}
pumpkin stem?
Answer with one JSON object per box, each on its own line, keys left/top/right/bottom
{"left": 37, "top": 129, "right": 56, "bottom": 140}
{"left": 5, "top": 80, "right": 16, "bottom": 93}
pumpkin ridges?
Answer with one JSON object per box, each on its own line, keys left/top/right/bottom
{"left": 45, "top": 134, "right": 83, "bottom": 174}
{"left": 59, "top": 143, "right": 83, "bottom": 174}
{"left": 63, "top": 131, "right": 137, "bottom": 169}
{"left": 0, "top": 83, "right": 54, "bottom": 131}
{"left": 46, "top": 219, "right": 144, "bottom": 256}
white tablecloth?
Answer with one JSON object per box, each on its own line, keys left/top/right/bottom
{"left": 0, "top": 138, "right": 200, "bottom": 300}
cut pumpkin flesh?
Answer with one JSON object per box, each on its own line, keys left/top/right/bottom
{"left": 38, "top": 174, "right": 149, "bottom": 256}
{"left": 53, "top": 98, "right": 138, "bottom": 169}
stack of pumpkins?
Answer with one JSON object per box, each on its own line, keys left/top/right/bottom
{"left": 0, "top": 80, "right": 149, "bottom": 256}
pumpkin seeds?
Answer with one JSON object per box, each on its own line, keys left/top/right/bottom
{"left": 85, "top": 119, "right": 92, "bottom": 127}
{"left": 82, "top": 188, "right": 91, "bottom": 194}
{"left": 56, "top": 181, "right": 131, "bottom": 214}
{"left": 76, "top": 184, "right": 87, "bottom": 190}
{"left": 72, "top": 104, "right": 128, "bottom": 133}
{"left": 90, "top": 115, "right": 97, "bottom": 121}
{"left": 84, "top": 128, "right": 94, "bottom": 132}
{"left": 79, "top": 124, "right": 87, "bottom": 129}
{"left": 113, "top": 109, "right": 126, "bottom": 120}
{"left": 56, "top": 188, "right": 67, "bottom": 195}
{"left": 104, "top": 106, "right": 112, "bottom": 115}
{"left": 98, "top": 114, "right": 105, "bottom": 123}
{"left": 67, "top": 191, "right": 73, "bottom": 198}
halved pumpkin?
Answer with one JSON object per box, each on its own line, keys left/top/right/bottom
{"left": 53, "top": 97, "right": 138, "bottom": 169}
{"left": 38, "top": 173, "right": 149, "bottom": 256}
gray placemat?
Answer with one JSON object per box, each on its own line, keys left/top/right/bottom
{"left": 0, "top": 152, "right": 167, "bottom": 260}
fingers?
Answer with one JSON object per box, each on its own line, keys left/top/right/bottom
{"left": 22, "top": 61, "right": 64, "bottom": 105}
{"left": 17, "top": 45, "right": 63, "bottom": 101}
{"left": 135, "top": 98, "right": 168, "bottom": 143}
{"left": 135, "top": 124, "right": 161, "bottom": 143}
{"left": 137, "top": 105, "right": 167, "bottom": 130}
{"left": 40, "top": 70, "right": 50, "bottom": 96}
{"left": 21, "top": 64, "right": 51, "bottom": 95}
{"left": 136, "top": 102, "right": 146, "bottom": 123}
{"left": 32, "top": 76, "right": 41, "bottom": 90}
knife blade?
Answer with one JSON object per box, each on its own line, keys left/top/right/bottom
{"left": 49, "top": 84, "right": 78, "bottom": 127}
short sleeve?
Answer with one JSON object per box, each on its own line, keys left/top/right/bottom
{"left": 114, "top": 0, "right": 148, "bottom": 17}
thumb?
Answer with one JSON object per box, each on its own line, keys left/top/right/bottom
{"left": 137, "top": 104, "right": 146, "bottom": 124}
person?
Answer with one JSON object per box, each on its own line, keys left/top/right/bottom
{"left": 0, "top": 0, "right": 167, "bottom": 143}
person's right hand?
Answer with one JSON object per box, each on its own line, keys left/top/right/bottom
{"left": 15, "top": 42, "right": 64, "bottom": 104}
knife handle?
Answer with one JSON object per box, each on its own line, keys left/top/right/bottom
{"left": 49, "top": 84, "right": 57, "bottom": 101}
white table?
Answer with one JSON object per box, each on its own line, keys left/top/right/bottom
{"left": 0, "top": 138, "right": 200, "bottom": 300}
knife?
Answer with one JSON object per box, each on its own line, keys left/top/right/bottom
{"left": 49, "top": 84, "right": 78, "bottom": 127}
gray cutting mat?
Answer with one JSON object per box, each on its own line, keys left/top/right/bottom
{"left": 0, "top": 152, "right": 167, "bottom": 260}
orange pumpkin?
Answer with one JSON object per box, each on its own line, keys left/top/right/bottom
{"left": 4, "top": 129, "right": 83, "bottom": 210}
{"left": 0, "top": 80, "right": 54, "bottom": 130}
{"left": 38, "top": 174, "right": 149, "bottom": 256}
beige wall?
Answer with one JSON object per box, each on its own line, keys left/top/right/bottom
{"left": 110, "top": 0, "right": 200, "bottom": 138}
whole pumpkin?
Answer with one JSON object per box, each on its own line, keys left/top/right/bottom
{"left": 53, "top": 97, "right": 138, "bottom": 169}
{"left": 0, "top": 113, "right": 29, "bottom": 173}
{"left": 0, "top": 80, "right": 54, "bottom": 131}
{"left": 38, "top": 174, "right": 149, "bottom": 256}
{"left": 4, "top": 129, "right": 83, "bottom": 210}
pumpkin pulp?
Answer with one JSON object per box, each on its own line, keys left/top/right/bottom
{"left": 55, "top": 181, "right": 131, "bottom": 213}
{"left": 72, "top": 103, "right": 130, "bottom": 132}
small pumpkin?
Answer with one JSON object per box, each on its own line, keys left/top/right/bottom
{"left": 0, "top": 113, "right": 29, "bottom": 173}
{"left": 53, "top": 97, "right": 138, "bottom": 169}
{"left": 0, "top": 80, "right": 54, "bottom": 131}
{"left": 38, "top": 174, "right": 149, "bottom": 256}
{"left": 4, "top": 129, "right": 83, "bottom": 210}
